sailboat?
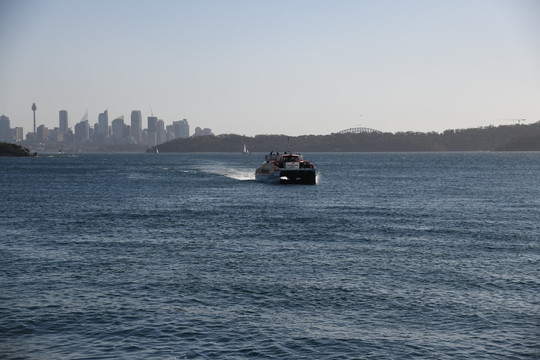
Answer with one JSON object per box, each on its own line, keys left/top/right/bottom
{"left": 242, "top": 144, "right": 250, "bottom": 154}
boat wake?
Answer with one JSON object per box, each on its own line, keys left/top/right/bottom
{"left": 198, "top": 164, "right": 254, "bottom": 181}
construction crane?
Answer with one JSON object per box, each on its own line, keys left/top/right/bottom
{"left": 504, "top": 119, "right": 526, "bottom": 125}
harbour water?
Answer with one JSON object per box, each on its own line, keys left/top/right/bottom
{"left": 1, "top": 152, "right": 539, "bottom": 359}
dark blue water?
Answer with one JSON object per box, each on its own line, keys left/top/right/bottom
{"left": 1, "top": 152, "right": 539, "bottom": 359}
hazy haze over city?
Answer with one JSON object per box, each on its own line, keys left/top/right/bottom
{"left": 1, "top": 0, "right": 539, "bottom": 136}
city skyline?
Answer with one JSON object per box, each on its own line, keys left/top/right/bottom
{"left": 1, "top": 0, "right": 539, "bottom": 136}
{"left": 1, "top": 104, "right": 216, "bottom": 139}
{"left": 1, "top": 106, "right": 202, "bottom": 135}
{"left": 0, "top": 107, "right": 211, "bottom": 151}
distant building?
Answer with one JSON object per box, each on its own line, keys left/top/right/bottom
{"left": 25, "top": 132, "right": 35, "bottom": 143}
{"left": 37, "top": 125, "right": 49, "bottom": 142}
{"left": 98, "top": 110, "right": 109, "bottom": 137}
{"left": 125, "top": 125, "right": 131, "bottom": 140}
{"left": 193, "top": 127, "right": 213, "bottom": 137}
{"left": 59, "top": 110, "right": 68, "bottom": 133}
{"left": 165, "top": 124, "right": 175, "bottom": 143}
{"left": 112, "top": 116, "right": 125, "bottom": 139}
{"left": 173, "top": 119, "right": 190, "bottom": 138}
{"left": 74, "top": 120, "right": 90, "bottom": 142}
{"left": 140, "top": 129, "right": 148, "bottom": 143}
{"left": 0, "top": 115, "right": 11, "bottom": 142}
{"left": 130, "top": 110, "right": 142, "bottom": 142}
{"left": 157, "top": 119, "right": 166, "bottom": 144}
{"left": 63, "top": 129, "right": 74, "bottom": 144}
{"left": 147, "top": 132, "right": 157, "bottom": 147}
{"left": 13, "top": 127, "right": 23, "bottom": 142}
{"left": 49, "top": 127, "right": 63, "bottom": 143}
{"left": 89, "top": 125, "right": 95, "bottom": 140}
{"left": 147, "top": 116, "right": 158, "bottom": 146}
{"left": 147, "top": 116, "right": 157, "bottom": 133}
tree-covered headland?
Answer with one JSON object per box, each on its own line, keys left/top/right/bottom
{"left": 0, "top": 142, "right": 36, "bottom": 156}
{"left": 153, "top": 122, "right": 540, "bottom": 153}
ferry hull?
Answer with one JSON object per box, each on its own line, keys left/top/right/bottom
{"left": 279, "top": 169, "right": 316, "bottom": 184}
{"left": 255, "top": 169, "right": 316, "bottom": 185}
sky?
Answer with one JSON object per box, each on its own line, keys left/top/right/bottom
{"left": 1, "top": 0, "right": 539, "bottom": 136}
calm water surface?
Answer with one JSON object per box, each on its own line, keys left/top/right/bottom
{"left": 1, "top": 152, "right": 539, "bottom": 359}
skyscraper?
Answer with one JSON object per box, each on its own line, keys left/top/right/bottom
{"left": 147, "top": 116, "right": 157, "bottom": 133}
{"left": 157, "top": 119, "right": 164, "bottom": 132}
{"left": 157, "top": 119, "right": 166, "bottom": 145}
{"left": 147, "top": 116, "right": 158, "bottom": 146}
{"left": 59, "top": 110, "right": 68, "bottom": 133}
{"left": 98, "top": 110, "right": 109, "bottom": 137}
{"left": 130, "top": 110, "right": 142, "bottom": 141}
{"left": 74, "top": 120, "right": 90, "bottom": 142}
{"left": 0, "top": 115, "right": 10, "bottom": 142}
{"left": 37, "top": 125, "right": 49, "bottom": 142}
{"left": 112, "top": 117, "right": 125, "bottom": 139}
{"left": 173, "top": 119, "right": 190, "bottom": 138}
{"left": 14, "top": 127, "right": 23, "bottom": 143}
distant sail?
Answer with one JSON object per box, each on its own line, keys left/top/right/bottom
{"left": 243, "top": 144, "right": 249, "bottom": 154}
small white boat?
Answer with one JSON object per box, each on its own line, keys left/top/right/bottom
{"left": 242, "top": 144, "right": 250, "bottom": 154}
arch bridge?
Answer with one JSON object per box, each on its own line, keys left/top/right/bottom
{"left": 337, "top": 126, "right": 381, "bottom": 134}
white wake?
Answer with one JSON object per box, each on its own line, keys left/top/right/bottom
{"left": 198, "top": 164, "right": 255, "bottom": 181}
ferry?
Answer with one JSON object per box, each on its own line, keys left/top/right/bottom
{"left": 255, "top": 151, "right": 317, "bottom": 184}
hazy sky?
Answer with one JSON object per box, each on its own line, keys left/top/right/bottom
{"left": 1, "top": 0, "right": 539, "bottom": 136}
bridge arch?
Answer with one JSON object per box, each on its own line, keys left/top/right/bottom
{"left": 337, "top": 127, "right": 381, "bottom": 134}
